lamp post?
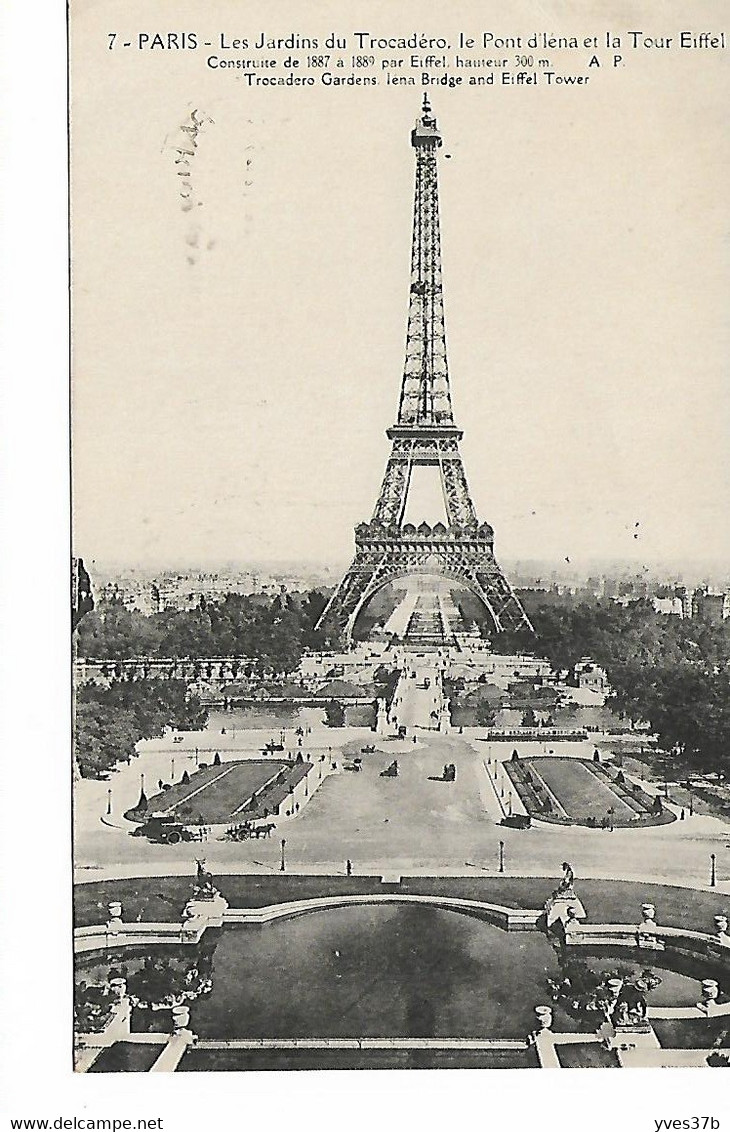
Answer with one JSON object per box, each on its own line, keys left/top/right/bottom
{"left": 280, "top": 839, "right": 286, "bottom": 872}
{"left": 710, "top": 853, "right": 717, "bottom": 888}
{"left": 170, "top": 756, "right": 175, "bottom": 781}
{"left": 498, "top": 840, "right": 505, "bottom": 873}
{"left": 106, "top": 788, "right": 112, "bottom": 816}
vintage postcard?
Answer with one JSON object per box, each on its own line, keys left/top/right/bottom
{"left": 64, "top": 0, "right": 730, "bottom": 1096}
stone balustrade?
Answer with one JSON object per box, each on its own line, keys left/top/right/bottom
{"left": 565, "top": 920, "right": 730, "bottom": 974}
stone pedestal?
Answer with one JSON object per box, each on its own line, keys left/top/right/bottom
{"left": 172, "top": 1005, "right": 190, "bottom": 1033}
{"left": 106, "top": 901, "right": 123, "bottom": 934}
{"left": 636, "top": 902, "right": 664, "bottom": 950}
{"left": 108, "top": 977, "right": 127, "bottom": 1000}
{"left": 607, "top": 1020, "right": 656, "bottom": 1055}
{"left": 698, "top": 979, "right": 719, "bottom": 1014}
{"left": 181, "top": 890, "right": 228, "bottom": 929}
{"left": 545, "top": 893, "right": 587, "bottom": 929}
{"left": 376, "top": 698, "right": 389, "bottom": 736}
{"left": 534, "top": 1005, "right": 553, "bottom": 1030}
{"left": 607, "top": 977, "right": 624, "bottom": 1005}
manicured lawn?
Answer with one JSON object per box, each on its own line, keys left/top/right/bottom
{"left": 525, "top": 758, "right": 636, "bottom": 823}
{"left": 652, "top": 1017, "right": 729, "bottom": 1050}
{"left": 74, "top": 875, "right": 729, "bottom": 933}
{"left": 127, "top": 762, "right": 229, "bottom": 817}
{"left": 86, "top": 1042, "right": 163, "bottom": 1073}
{"left": 138, "top": 760, "right": 293, "bottom": 824}
{"left": 556, "top": 1042, "right": 620, "bottom": 1068}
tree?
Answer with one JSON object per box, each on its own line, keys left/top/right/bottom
{"left": 475, "top": 702, "right": 497, "bottom": 728}
{"left": 324, "top": 700, "right": 345, "bottom": 727}
{"left": 74, "top": 679, "right": 209, "bottom": 778}
{"left": 373, "top": 666, "right": 400, "bottom": 705}
{"left": 503, "top": 591, "right": 730, "bottom": 776}
{"left": 75, "top": 587, "right": 338, "bottom": 670}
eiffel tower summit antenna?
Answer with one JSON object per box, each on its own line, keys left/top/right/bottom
{"left": 317, "top": 99, "right": 533, "bottom": 643}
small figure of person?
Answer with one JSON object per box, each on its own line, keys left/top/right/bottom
{"left": 346, "top": 859, "right": 352, "bottom": 876}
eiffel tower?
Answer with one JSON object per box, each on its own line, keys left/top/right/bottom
{"left": 317, "top": 97, "right": 533, "bottom": 643}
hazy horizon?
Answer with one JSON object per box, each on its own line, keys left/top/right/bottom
{"left": 83, "top": 553, "right": 730, "bottom": 586}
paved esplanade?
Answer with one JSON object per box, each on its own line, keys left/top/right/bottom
{"left": 75, "top": 718, "right": 730, "bottom": 894}
{"left": 391, "top": 658, "right": 445, "bottom": 731}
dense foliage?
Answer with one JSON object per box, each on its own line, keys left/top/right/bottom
{"left": 76, "top": 590, "right": 337, "bottom": 672}
{"left": 546, "top": 959, "right": 662, "bottom": 1023}
{"left": 74, "top": 678, "right": 208, "bottom": 778}
{"left": 74, "top": 983, "right": 117, "bottom": 1034}
{"left": 444, "top": 676, "right": 499, "bottom": 727}
{"left": 373, "top": 665, "right": 400, "bottom": 706}
{"left": 125, "top": 952, "right": 214, "bottom": 1009}
{"left": 323, "top": 700, "right": 346, "bottom": 727}
{"left": 507, "top": 594, "right": 730, "bottom": 772}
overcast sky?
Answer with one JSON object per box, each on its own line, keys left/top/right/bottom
{"left": 72, "top": 0, "right": 730, "bottom": 571}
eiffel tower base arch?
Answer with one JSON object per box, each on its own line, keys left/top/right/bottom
{"left": 318, "top": 523, "right": 532, "bottom": 645}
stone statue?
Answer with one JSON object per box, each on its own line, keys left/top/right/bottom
{"left": 192, "top": 859, "right": 216, "bottom": 900}
{"left": 545, "top": 861, "right": 586, "bottom": 928}
{"left": 556, "top": 861, "right": 576, "bottom": 897}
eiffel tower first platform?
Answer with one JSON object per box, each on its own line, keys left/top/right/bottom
{"left": 317, "top": 97, "right": 533, "bottom": 644}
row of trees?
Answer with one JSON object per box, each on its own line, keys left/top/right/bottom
{"left": 75, "top": 679, "right": 208, "bottom": 778}
{"left": 76, "top": 590, "right": 337, "bottom": 674}
{"left": 507, "top": 594, "right": 730, "bottom": 772}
